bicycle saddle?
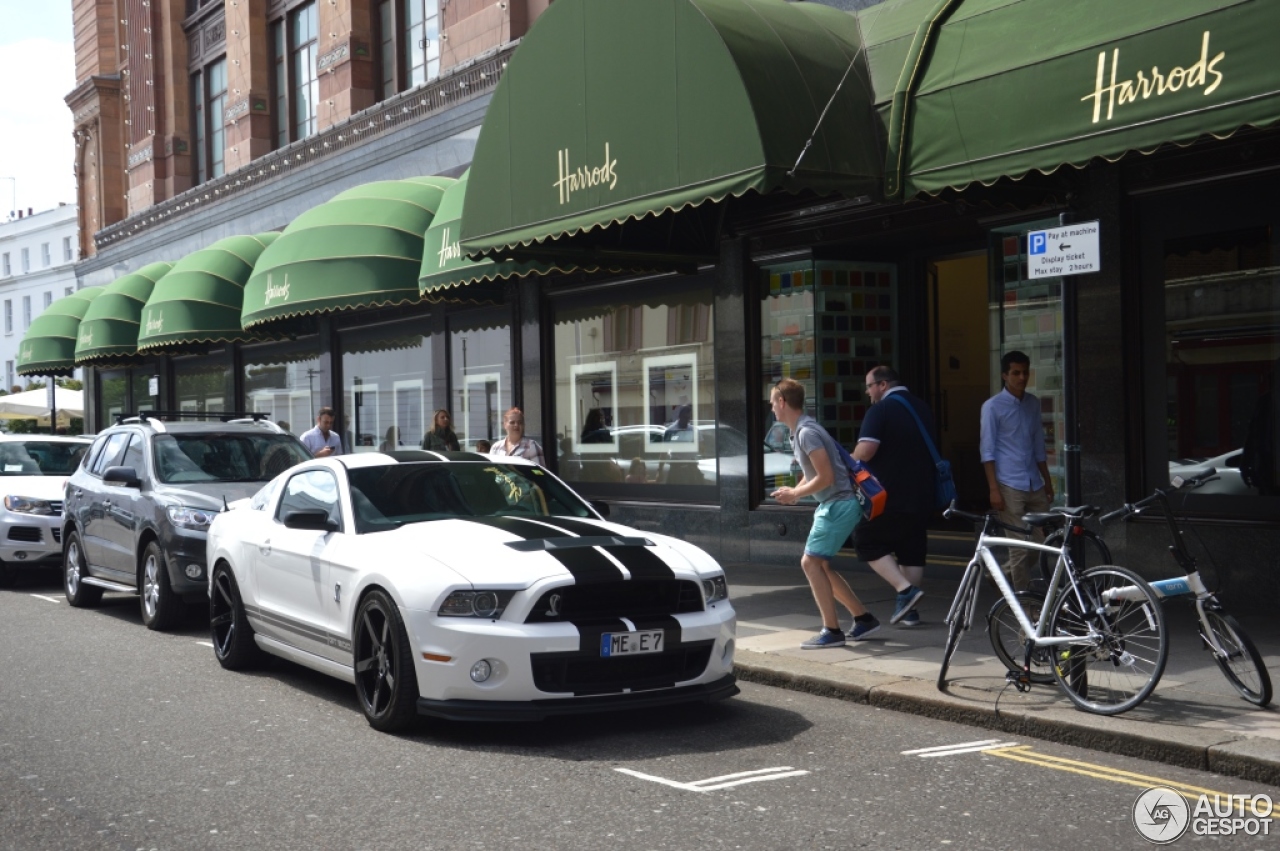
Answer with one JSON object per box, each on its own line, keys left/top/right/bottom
{"left": 1021, "top": 505, "right": 1098, "bottom": 526}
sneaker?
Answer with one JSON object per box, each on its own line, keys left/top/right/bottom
{"left": 898, "top": 609, "right": 921, "bottom": 627}
{"left": 849, "top": 617, "right": 881, "bottom": 640}
{"left": 890, "top": 585, "right": 924, "bottom": 624}
{"left": 801, "top": 627, "right": 846, "bottom": 649}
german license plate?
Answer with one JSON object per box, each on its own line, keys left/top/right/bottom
{"left": 600, "top": 629, "right": 664, "bottom": 658}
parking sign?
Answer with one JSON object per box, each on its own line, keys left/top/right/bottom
{"left": 1025, "top": 221, "right": 1101, "bottom": 279}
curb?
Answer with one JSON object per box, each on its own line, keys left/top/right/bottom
{"left": 733, "top": 657, "right": 1280, "bottom": 788}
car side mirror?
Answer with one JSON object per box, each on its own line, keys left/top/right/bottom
{"left": 103, "top": 466, "right": 141, "bottom": 488}
{"left": 589, "top": 499, "right": 610, "bottom": 518}
{"left": 283, "top": 508, "right": 340, "bottom": 532}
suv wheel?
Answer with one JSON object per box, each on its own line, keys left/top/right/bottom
{"left": 140, "top": 541, "right": 182, "bottom": 631}
{"left": 64, "top": 531, "right": 103, "bottom": 607}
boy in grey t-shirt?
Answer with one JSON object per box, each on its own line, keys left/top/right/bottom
{"left": 769, "top": 379, "right": 881, "bottom": 649}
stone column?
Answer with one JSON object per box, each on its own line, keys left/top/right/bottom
{"left": 224, "top": 0, "right": 274, "bottom": 172}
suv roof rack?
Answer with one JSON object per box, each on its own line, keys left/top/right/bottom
{"left": 114, "top": 411, "right": 284, "bottom": 435}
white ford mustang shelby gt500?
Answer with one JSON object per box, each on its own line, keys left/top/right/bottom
{"left": 206, "top": 451, "right": 737, "bottom": 731}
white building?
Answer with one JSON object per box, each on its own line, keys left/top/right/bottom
{"left": 0, "top": 205, "right": 79, "bottom": 391}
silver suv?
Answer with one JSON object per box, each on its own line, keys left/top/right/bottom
{"left": 62, "top": 414, "right": 312, "bottom": 629}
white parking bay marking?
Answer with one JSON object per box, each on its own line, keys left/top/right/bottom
{"left": 615, "top": 766, "right": 810, "bottom": 792}
{"left": 901, "top": 739, "right": 1020, "bottom": 758}
{"left": 29, "top": 594, "right": 61, "bottom": 603}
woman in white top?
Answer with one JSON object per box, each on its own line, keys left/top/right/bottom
{"left": 488, "top": 406, "right": 545, "bottom": 466}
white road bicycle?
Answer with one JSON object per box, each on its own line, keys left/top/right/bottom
{"left": 939, "top": 502, "right": 1169, "bottom": 716}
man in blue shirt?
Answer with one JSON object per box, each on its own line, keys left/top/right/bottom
{"left": 981, "top": 350, "right": 1055, "bottom": 590}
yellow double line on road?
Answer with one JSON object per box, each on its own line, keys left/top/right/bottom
{"left": 985, "top": 745, "right": 1272, "bottom": 815}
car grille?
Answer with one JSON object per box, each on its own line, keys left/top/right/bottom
{"left": 50, "top": 501, "right": 64, "bottom": 515}
{"left": 525, "top": 579, "right": 704, "bottom": 623}
{"left": 7, "top": 526, "right": 42, "bottom": 543}
{"left": 52, "top": 527, "right": 61, "bottom": 544}
{"left": 531, "top": 642, "right": 714, "bottom": 695}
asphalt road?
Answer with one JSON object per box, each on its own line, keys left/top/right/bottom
{"left": 3, "top": 572, "right": 1277, "bottom": 851}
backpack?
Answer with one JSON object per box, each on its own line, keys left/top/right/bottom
{"left": 799, "top": 422, "right": 888, "bottom": 520}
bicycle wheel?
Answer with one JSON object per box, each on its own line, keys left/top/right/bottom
{"left": 938, "top": 565, "right": 981, "bottom": 691}
{"left": 987, "top": 592, "right": 1055, "bottom": 685}
{"left": 1038, "top": 528, "right": 1112, "bottom": 585}
{"left": 1201, "top": 609, "right": 1272, "bottom": 707}
{"left": 1048, "top": 565, "right": 1168, "bottom": 715}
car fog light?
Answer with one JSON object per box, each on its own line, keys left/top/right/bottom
{"left": 14, "top": 551, "right": 27, "bottom": 560}
{"left": 185, "top": 564, "right": 203, "bottom": 579}
{"left": 470, "top": 660, "right": 494, "bottom": 683}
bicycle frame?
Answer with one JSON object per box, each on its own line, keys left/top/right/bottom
{"left": 956, "top": 517, "right": 1098, "bottom": 650}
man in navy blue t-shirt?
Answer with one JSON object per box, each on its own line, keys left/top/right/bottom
{"left": 852, "top": 365, "right": 932, "bottom": 626}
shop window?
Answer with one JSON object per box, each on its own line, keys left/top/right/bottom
{"left": 450, "top": 311, "right": 510, "bottom": 451}
{"left": 243, "top": 336, "right": 328, "bottom": 444}
{"left": 552, "top": 277, "right": 716, "bottom": 498}
{"left": 340, "top": 318, "right": 433, "bottom": 452}
{"left": 760, "top": 260, "right": 897, "bottom": 504}
{"left": 376, "top": 0, "right": 441, "bottom": 99}
{"left": 1164, "top": 226, "right": 1278, "bottom": 499}
{"left": 271, "top": 1, "right": 319, "bottom": 149}
{"left": 174, "top": 351, "right": 233, "bottom": 417}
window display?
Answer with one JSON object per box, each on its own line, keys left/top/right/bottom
{"left": 760, "top": 260, "right": 897, "bottom": 503}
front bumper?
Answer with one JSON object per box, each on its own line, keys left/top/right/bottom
{"left": 162, "top": 525, "right": 210, "bottom": 594}
{"left": 403, "top": 603, "right": 737, "bottom": 711}
{"left": 415, "top": 674, "right": 739, "bottom": 722}
{"left": 0, "top": 511, "right": 63, "bottom": 567}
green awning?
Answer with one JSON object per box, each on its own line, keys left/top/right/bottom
{"left": 75, "top": 262, "right": 174, "bottom": 364}
{"left": 137, "top": 232, "right": 281, "bottom": 352}
{"left": 878, "top": 0, "right": 1280, "bottom": 198}
{"left": 460, "top": 0, "right": 882, "bottom": 257}
{"left": 242, "top": 176, "right": 454, "bottom": 329}
{"left": 16, "top": 287, "right": 106, "bottom": 376}
{"left": 420, "top": 170, "right": 611, "bottom": 297}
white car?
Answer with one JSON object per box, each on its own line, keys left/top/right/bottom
{"left": 1167, "top": 449, "right": 1249, "bottom": 496}
{"left": 0, "top": 435, "right": 93, "bottom": 587}
{"left": 206, "top": 451, "right": 737, "bottom": 731}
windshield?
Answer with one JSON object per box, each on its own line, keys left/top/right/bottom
{"left": 153, "top": 433, "right": 311, "bottom": 484}
{"left": 0, "top": 440, "right": 90, "bottom": 476}
{"left": 346, "top": 462, "right": 593, "bottom": 533}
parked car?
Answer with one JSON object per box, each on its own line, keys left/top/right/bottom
{"left": 62, "top": 416, "right": 312, "bottom": 629}
{"left": 206, "top": 451, "right": 738, "bottom": 732}
{"left": 0, "top": 435, "right": 93, "bottom": 587}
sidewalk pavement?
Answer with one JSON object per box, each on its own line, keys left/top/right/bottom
{"left": 726, "top": 559, "right": 1280, "bottom": 787}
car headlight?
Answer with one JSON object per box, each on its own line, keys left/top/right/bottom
{"left": 3, "top": 495, "right": 55, "bottom": 515}
{"left": 167, "top": 505, "right": 216, "bottom": 530}
{"left": 702, "top": 575, "right": 729, "bottom": 605}
{"left": 439, "top": 590, "right": 516, "bottom": 619}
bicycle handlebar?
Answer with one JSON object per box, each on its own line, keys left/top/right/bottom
{"left": 1100, "top": 467, "right": 1220, "bottom": 524}
{"left": 942, "top": 500, "right": 1031, "bottom": 535}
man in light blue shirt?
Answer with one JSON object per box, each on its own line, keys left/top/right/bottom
{"left": 981, "top": 351, "right": 1054, "bottom": 590}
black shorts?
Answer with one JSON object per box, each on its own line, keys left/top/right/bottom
{"left": 853, "top": 512, "right": 929, "bottom": 565}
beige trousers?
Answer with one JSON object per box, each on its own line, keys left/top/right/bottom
{"left": 996, "top": 482, "right": 1051, "bottom": 590}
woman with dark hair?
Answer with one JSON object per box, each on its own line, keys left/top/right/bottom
{"left": 423, "top": 409, "right": 460, "bottom": 452}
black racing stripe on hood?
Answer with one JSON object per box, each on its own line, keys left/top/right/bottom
{"left": 517, "top": 515, "right": 677, "bottom": 580}
{"left": 460, "top": 516, "right": 624, "bottom": 584}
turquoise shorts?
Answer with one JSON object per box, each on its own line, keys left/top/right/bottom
{"left": 804, "top": 498, "right": 863, "bottom": 559}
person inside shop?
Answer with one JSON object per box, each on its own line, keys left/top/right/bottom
{"left": 489, "top": 406, "right": 545, "bottom": 466}
{"left": 475, "top": 439, "right": 492, "bottom": 453}
{"left": 424, "top": 409, "right": 460, "bottom": 452}
{"left": 581, "top": 408, "right": 612, "bottom": 444}
{"left": 379, "top": 426, "right": 400, "bottom": 453}
{"left": 301, "top": 407, "right": 343, "bottom": 458}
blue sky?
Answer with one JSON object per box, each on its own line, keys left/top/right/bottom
{"left": 0, "top": 2, "right": 76, "bottom": 217}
